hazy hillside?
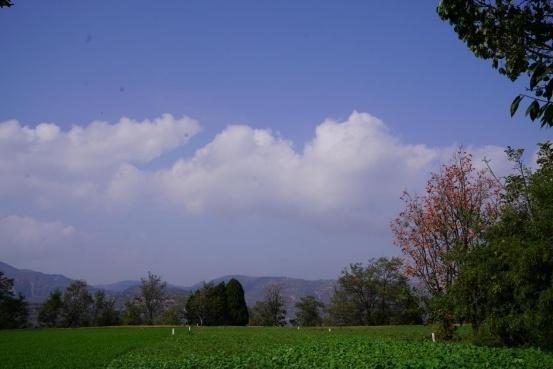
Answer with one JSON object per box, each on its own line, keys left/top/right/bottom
{"left": 0, "top": 261, "right": 336, "bottom": 316}
{"left": 95, "top": 280, "right": 140, "bottom": 292}
{"left": 0, "top": 261, "right": 73, "bottom": 303}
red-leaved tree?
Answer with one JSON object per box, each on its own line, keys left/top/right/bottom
{"left": 391, "top": 149, "right": 501, "bottom": 336}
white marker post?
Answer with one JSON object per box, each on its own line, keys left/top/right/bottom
{"left": 172, "top": 328, "right": 175, "bottom": 336}
{"left": 432, "top": 332, "right": 436, "bottom": 342}
{"left": 328, "top": 328, "right": 332, "bottom": 332}
{"left": 188, "top": 326, "right": 191, "bottom": 333}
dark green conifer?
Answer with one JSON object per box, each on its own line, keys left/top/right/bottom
{"left": 225, "top": 279, "right": 249, "bottom": 325}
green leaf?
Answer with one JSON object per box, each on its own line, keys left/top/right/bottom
{"left": 530, "top": 64, "right": 547, "bottom": 90}
{"left": 544, "top": 79, "right": 553, "bottom": 100}
{"left": 541, "top": 103, "right": 553, "bottom": 127}
{"left": 525, "top": 100, "right": 540, "bottom": 121}
{"left": 510, "top": 95, "right": 523, "bottom": 116}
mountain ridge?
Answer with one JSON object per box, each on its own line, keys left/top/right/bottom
{"left": 0, "top": 261, "right": 336, "bottom": 312}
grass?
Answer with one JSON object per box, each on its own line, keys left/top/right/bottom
{"left": 0, "top": 325, "right": 551, "bottom": 369}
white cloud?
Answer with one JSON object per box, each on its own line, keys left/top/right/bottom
{"left": 0, "top": 111, "right": 512, "bottom": 229}
{"left": 0, "top": 111, "right": 517, "bottom": 280}
{"left": 0, "top": 114, "right": 200, "bottom": 171}
{"left": 0, "top": 215, "right": 77, "bottom": 260}
{"left": 107, "top": 112, "right": 510, "bottom": 227}
{"left": 0, "top": 114, "right": 200, "bottom": 202}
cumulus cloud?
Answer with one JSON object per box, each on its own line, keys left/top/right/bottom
{"left": 0, "top": 111, "right": 513, "bottom": 229}
{"left": 106, "top": 112, "right": 510, "bottom": 227}
{"left": 0, "top": 114, "right": 200, "bottom": 202}
{"left": 0, "top": 113, "right": 199, "bottom": 170}
{"left": 0, "top": 215, "right": 77, "bottom": 260}
{"left": 0, "top": 111, "right": 522, "bottom": 283}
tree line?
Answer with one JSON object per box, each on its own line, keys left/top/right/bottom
{"left": 1, "top": 257, "right": 426, "bottom": 330}
{"left": 0, "top": 272, "right": 252, "bottom": 328}
{"left": 249, "top": 258, "right": 424, "bottom": 327}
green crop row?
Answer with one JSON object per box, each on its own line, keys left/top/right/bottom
{"left": 107, "top": 329, "right": 553, "bottom": 369}
{"left": 1, "top": 326, "right": 552, "bottom": 369}
{"left": 0, "top": 327, "right": 169, "bottom": 369}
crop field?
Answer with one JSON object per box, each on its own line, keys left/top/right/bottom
{"left": 1, "top": 326, "right": 552, "bottom": 369}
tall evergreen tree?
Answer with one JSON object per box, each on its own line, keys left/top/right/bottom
{"left": 207, "top": 282, "right": 228, "bottom": 325}
{"left": 186, "top": 280, "right": 248, "bottom": 326}
{"left": 186, "top": 282, "right": 228, "bottom": 326}
{"left": 225, "top": 279, "right": 249, "bottom": 325}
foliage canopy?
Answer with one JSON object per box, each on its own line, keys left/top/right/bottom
{"left": 438, "top": 0, "right": 553, "bottom": 127}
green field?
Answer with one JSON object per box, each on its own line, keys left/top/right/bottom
{"left": 1, "top": 326, "right": 552, "bottom": 369}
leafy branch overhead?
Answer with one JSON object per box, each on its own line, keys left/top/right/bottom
{"left": 438, "top": 0, "right": 553, "bottom": 127}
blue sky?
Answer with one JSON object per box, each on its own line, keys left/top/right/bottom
{"left": 0, "top": 1, "right": 550, "bottom": 285}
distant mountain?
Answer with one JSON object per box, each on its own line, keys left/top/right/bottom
{"left": 0, "top": 261, "right": 336, "bottom": 316}
{"left": 0, "top": 262, "right": 189, "bottom": 305}
{"left": 96, "top": 279, "right": 188, "bottom": 297}
{"left": 110, "top": 283, "right": 189, "bottom": 306}
{"left": 95, "top": 280, "right": 140, "bottom": 292}
{"left": 0, "top": 261, "right": 73, "bottom": 303}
